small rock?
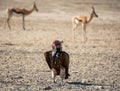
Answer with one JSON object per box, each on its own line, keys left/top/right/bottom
{"left": 43, "top": 86, "right": 52, "bottom": 90}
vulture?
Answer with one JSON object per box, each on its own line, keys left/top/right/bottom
{"left": 44, "top": 50, "right": 70, "bottom": 83}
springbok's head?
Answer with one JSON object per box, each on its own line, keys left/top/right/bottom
{"left": 34, "top": 2, "right": 38, "bottom": 12}
{"left": 92, "top": 6, "right": 98, "bottom": 18}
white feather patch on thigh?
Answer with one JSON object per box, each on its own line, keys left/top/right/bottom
{"left": 51, "top": 68, "right": 57, "bottom": 78}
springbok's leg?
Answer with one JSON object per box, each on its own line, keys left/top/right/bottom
{"left": 72, "top": 22, "right": 78, "bottom": 42}
{"left": 84, "top": 24, "right": 87, "bottom": 41}
{"left": 22, "top": 15, "right": 25, "bottom": 30}
{"left": 7, "top": 17, "right": 11, "bottom": 30}
{"left": 82, "top": 23, "right": 87, "bottom": 41}
{"left": 72, "top": 23, "right": 75, "bottom": 41}
{"left": 4, "top": 18, "right": 7, "bottom": 29}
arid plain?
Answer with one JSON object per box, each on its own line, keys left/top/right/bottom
{"left": 0, "top": 0, "right": 120, "bottom": 91}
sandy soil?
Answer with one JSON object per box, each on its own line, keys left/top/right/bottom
{"left": 0, "top": 0, "right": 120, "bottom": 91}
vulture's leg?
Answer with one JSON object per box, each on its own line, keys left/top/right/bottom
{"left": 51, "top": 68, "right": 56, "bottom": 83}
{"left": 60, "top": 67, "right": 65, "bottom": 85}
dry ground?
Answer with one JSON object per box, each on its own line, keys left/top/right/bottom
{"left": 0, "top": 0, "right": 120, "bottom": 91}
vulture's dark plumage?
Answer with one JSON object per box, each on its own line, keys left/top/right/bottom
{"left": 44, "top": 50, "right": 70, "bottom": 83}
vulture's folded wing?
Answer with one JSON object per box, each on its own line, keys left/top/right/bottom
{"left": 44, "top": 51, "right": 52, "bottom": 69}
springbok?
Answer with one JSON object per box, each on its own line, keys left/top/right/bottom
{"left": 5, "top": 2, "right": 38, "bottom": 30}
{"left": 72, "top": 6, "right": 98, "bottom": 41}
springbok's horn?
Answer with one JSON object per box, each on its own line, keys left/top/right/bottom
{"left": 33, "top": 1, "right": 36, "bottom": 5}
{"left": 92, "top": 6, "right": 95, "bottom": 10}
